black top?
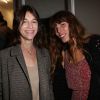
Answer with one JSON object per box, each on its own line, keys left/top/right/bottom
{"left": 53, "top": 60, "right": 72, "bottom": 100}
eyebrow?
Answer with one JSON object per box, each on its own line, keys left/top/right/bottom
{"left": 24, "top": 18, "right": 37, "bottom": 20}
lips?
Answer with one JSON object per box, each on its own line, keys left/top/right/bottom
{"left": 27, "top": 29, "right": 33, "bottom": 31}
{"left": 59, "top": 33, "right": 66, "bottom": 38}
{"left": 26, "top": 30, "right": 35, "bottom": 34}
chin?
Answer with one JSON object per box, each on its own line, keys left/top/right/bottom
{"left": 61, "top": 37, "right": 68, "bottom": 43}
{"left": 61, "top": 39, "right": 67, "bottom": 43}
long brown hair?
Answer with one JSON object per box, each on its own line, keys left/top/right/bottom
{"left": 49, "top": 10, "right": 87, "bottom": 71}
{"left": 49, "top": 34, "right": 63, "bottom": 75}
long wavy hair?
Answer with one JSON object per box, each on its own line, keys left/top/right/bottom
{"left": 49, "top": 10, "right": 87, "bottom": 73}
{"left": 12, "top": 5, "right": 44, "bottom": 48}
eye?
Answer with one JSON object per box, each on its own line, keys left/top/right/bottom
{"left": 32, "top": 20, "right": 38, "bottom": 23}
{"left": 55, "top": 27, "right": 58, "bottom": 33}
{"left": 22, "top": 20, "right": 28, "bottom": 24}
{"left": 61, "top": 22, "right": 66, "bottom": 26}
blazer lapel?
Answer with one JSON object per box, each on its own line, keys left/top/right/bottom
{"left": 11, "top": 44, "right": 30, "bottom": 83}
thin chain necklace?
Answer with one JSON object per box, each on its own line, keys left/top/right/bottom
{"left": 26, "top": 49, "right": 33, "bottom": 55}
{"left": 21, "top": 45, "right": 34, "bottom": 56}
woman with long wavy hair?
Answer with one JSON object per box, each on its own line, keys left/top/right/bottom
{"left": 49, "top": 10, "right": 100, "bottom": 100}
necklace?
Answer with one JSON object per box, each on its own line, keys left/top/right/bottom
{"left": 21, "top": 46, "right": 33, "bottom": 56}
{"left": 27, "top": 49, "right": 33, "bottom": 55}
{"left": 21, "top": 44, "right": 36, "bottom": 56}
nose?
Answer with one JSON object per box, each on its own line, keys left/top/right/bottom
{"left": 28, "top": 22, "right": 33, "bottom": 28}
{"left": 58, "top": 28, "right": 61, "bottom": 33}
{"left": 56, "top": 26, "right": 62, "bottom": 34}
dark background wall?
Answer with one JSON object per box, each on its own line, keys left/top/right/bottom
{"left": 25, "top": 0, "right": 66, "bottom": 18}
{"left": 21, "top": 0, "right": 100, "bottom": 35}
{"left": 68, "top": 0, "right": 100, "bottom": 35}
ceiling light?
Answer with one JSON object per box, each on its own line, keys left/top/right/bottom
{"left": 1, "top": 0, "right": 8, "bottom": 4}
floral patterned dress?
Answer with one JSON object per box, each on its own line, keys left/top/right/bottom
{"left": 64, "top": 58, "right": 91, "bottom": 100}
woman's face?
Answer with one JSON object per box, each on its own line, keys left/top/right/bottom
{"left": 19, "top": 11, "right": 38, "bottom": 41}
{"left": 55, "top": 21, "right": 70, "bottom": 43}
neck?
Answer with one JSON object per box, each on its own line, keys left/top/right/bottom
{"left": 21, "top": 39, "right": 34, "bottom": 49}
{"left": 21, "top": 42, "right": 36, "bottom": 56}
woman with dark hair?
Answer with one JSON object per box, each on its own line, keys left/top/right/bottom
{"left": 0, "top": 5, "right": 54, "bottom": 100}
{"left": 49, "top": 10, "right": 100, "bottom": 100}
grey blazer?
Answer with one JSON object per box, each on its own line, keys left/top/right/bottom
{"left": 0, "top": 44, "right": 54, "bottom": 100}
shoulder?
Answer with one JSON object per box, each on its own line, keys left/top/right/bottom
{"left": 0, "top": 46, "right": 12, "bottom": 53}
{"left": 84, "top": 34, "right": 100, "bottom": 53}
{"left": 0, "top": 46, "right": 14, "bottom": 57}
{"left": 88, "top": 34, "right": 100, "bottom": 51}
{"left": 0, "top": 46, "right": 13, "bottom": 65}
{"left": 84, "top": 34, "right": 100, "bottom": 66}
